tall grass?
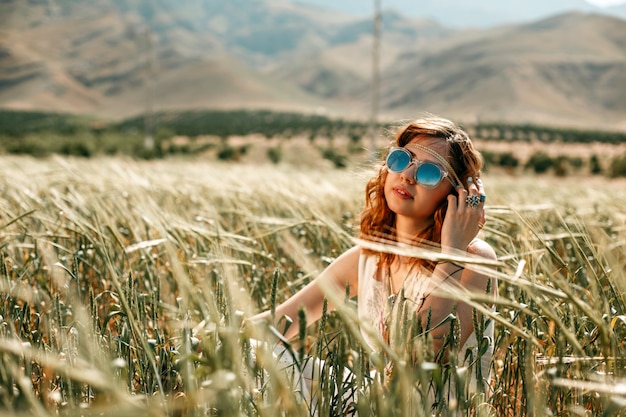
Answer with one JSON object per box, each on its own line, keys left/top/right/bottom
{"left": 0, "top": 155, "right": 625, "bottom": 416}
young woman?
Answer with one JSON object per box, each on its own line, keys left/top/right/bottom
{"left": 248, "top": 115, "right": 497, "bottom": 412}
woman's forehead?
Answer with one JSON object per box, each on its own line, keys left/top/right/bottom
{"left": 405, "top": 135, "right": 449, "bottom": 158}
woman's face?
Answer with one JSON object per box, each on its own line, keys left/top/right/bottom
{"left": 383, "top": 136, "right": 455, "bottom": 226}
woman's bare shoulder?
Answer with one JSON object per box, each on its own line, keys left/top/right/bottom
{"left": 463, "top": 239, "right": 497, "bottom": 293}
{"left": 325, "top": 244, "right": 362, "bottom": 274}
{"left": 467, "top": 238, "right": 497, "bottom": 260}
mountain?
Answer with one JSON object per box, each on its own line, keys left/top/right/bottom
{"left": 376, "top": 12, "right": 626, "bottom": 127}
{"left": 269, "top": 10, "right": 626, "bottom": 128}
{"left": 267, "top": 10, "right": 449, "bottom": 99}
{"left": 0, "top": 0, "right": 625, "bottom": 130}
{"left": 100, "top": 55, "right": 332, "bottom": 118}
{"left": 0, "top": 0, "right": 335, "bottom": 116}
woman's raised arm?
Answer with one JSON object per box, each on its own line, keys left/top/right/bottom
{"left": 248, "top": 245, "right": 362, "bottom": 340}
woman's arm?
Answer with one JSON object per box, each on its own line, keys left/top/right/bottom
{"left": 417, "top": 239, "right": 497, "bottom": 353}
{"left": 248, "top": 245, "right": 362, "bottom": 340}
{"left": 418, "top": 178, "right": 495, "bottom": 353}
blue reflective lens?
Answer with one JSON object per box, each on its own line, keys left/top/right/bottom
{"left": 416, "top": 163, "right": 443, "bottom": 186}
{"left": 386, "top": 148, "right": 445, "bottom": 188}
{"left": 386, "top": 148, "right": 412, "bottom": 172}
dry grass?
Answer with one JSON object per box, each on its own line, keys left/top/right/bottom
{"left": 0, "top": 155, "right": 625, "bottom": 416}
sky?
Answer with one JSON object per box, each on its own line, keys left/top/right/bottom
{"left": 586, "top": 0, "right": 626, "bottom": 5}
{"left": 292, "top": 0, "right": 626, "bottom": 28}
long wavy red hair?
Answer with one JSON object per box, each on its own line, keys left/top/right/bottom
{"left": 360, "top": 115, "right": 484, "bottom": 271}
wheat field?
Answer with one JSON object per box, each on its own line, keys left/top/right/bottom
{"left": 0, "top": 155, "right": 625, "bottom": 416}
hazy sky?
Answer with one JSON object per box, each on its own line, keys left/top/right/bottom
{"left": 586, "top": 0, "right": 626, "bottom": 5}
{"left": 293, "top": 0, "right": 625, "bottom": 27}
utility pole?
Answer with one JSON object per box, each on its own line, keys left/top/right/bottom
{"left": 368, "top": 0, "right": 381, "bottom": 161}
{"left": 143, "top": 27, "right": 155, "bottom": 153}
{"left": 113, "top": 5, "right": 157, "bottom": 154}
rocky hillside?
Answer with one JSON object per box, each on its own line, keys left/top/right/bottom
{"left": 0, "top": 0, "right": 624, "bottom": 130}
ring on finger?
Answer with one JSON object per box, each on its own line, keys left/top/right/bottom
{"left": 480, "top": 194, "right": 486, "bottom": 202}
{"left": 466, "top": 194, "right": 481, "bottom": 208}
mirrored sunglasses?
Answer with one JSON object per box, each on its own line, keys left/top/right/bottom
{"left": 385, "top": 147, "right": 454, "bottom": 188}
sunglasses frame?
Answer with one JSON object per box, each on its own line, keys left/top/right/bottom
{"left": 385, "top": 147, "right": 458, "bottom": 188}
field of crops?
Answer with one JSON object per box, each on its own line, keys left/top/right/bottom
{"left": 1, "top": 155, "right": 625, "bottom": 416}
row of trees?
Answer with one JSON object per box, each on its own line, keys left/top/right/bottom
{"left": 2, "top": 109, "right": 625, "bottom": 144}
{"left": 471, "top": 122, "right": 626, "bottom": 145}
{"left": 483, "top": 150, "right": 626, "bottom": 177}
{"left": 1, "top": 109, "right": 626, "bottom": 176}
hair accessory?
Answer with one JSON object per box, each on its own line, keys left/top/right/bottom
{"left": 480, "top": 194, "right": 486, "bottom": 202}
{"left": 467, "top": 177, "right": 473, "bottom": 183}
{"left": 466, "top": 194, "right": 481, "bottom": 208}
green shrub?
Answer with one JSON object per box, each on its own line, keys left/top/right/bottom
{"left": 609, "top": 153, "right": 626, "bottom": 177}
{"left": 498, "top": 152, "right": 520, "bottom": 169}
{"left": 526, "top": 151, "right": 553, "bottom": 174}
{"left": 217, "top": 144, "right": 239, "bottom": 161}
{"left": 168, "top": 144, "right": 191, "bottom": 154}
{"left": 59, "top": 141, "right": 93, "bottom": 157}
{"left": 481, "top": 151, "right": 519, "bottom": 172}
{"left": 320, "top": 147, "right": 347, "bottom": 168}
{"left": 481, "top": 150, "right": 497, "bottom": 168}
{"left": 267, "top": 146, "right": 282, "bottom": 164}
{"left": 6, "top": 137, "right": 50, "bottom": 157}
{"left": 567, "top": 156, "right": 583, "bottom": 171}
{"left": 348, "top": 129, "right": 363, "bottom": 144}
{"left": 590, "top": 154, "right": 603, "bottom": 175}
{"left": 553, "top": 155, "right": 569, "bottom": 177}
{"left": 347, "top": 141, "right": 365, "bottom": 155}
{"left": 239, "top": 144, "right": 251, "bottom": 156}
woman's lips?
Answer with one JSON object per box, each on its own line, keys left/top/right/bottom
{"left": 393, "top": 186, "right": 413, "bottom": 199}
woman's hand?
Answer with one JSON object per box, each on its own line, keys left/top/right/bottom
{"left": 440, "top": 177, "right": 486, "bottom": 253}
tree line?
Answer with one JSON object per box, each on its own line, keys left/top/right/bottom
{"left": 1, "top": 109, "right": 625, "bottom": 176}
{"left": 2, "top": 109, "right": 625, "bottom": 144}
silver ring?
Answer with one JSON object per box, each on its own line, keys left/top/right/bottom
{"left": 466, "top": 194, "right": 481, "bottom": 208}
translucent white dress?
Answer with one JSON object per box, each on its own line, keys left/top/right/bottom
{"left": 357, "top": 253, "right": 494, "bottom": 394}
{"left": 253, "top": 252, "right": 495, "bottom": 416}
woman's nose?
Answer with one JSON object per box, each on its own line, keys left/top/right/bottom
{"left": 399, "top": 162, "right": 416, "bottom": 183}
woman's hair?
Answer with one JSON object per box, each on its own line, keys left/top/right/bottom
{"left": 359, "top": 115, "right": 483, "bottom": 271}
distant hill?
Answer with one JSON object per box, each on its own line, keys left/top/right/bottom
{"left": 99, "top": 55, "right": 332, "bottom": 118}
{"left": 267, "top": 10, "right": 449, "bottom": 100}
{"left": 377, "top": 12, "right": 626, "bottom": 128}
{"left": 0, "top": 0, "right": 624, "bottom": 130}
{"left": 0, "top": 0, "right": 356, "bottom": 116}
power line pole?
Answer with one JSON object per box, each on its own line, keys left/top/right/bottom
{"left": 109, "top": 2, "right": 157, "bottom": 154}
{"left": 369, "top": 0, "right": 381, "bottom": 161}
{"left": 143, "top": 27, "right": 155, "bottom": 153}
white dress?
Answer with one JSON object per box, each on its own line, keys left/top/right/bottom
{"left": 252, "top": 252, "right": 495, "bottom": 416}
{"left": 357, "top": 252, "right": 494, "bottom": 394}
